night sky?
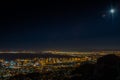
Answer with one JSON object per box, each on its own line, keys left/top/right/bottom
{"left": 0, "top": 0, "right": 120, "bottom": 51}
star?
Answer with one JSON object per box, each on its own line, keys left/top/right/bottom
{"left": 102, "top": 14, "right": 106, "bottom": 18}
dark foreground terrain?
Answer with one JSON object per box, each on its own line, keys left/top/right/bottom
{"left": 6, "top": 54, "right": 120, "bottom": 80}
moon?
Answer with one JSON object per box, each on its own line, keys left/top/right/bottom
{"left": 110, "top": 9, "right": 115, "bottom": 14}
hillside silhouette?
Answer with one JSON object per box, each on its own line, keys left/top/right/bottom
{"left": 71, "top": 54, "right": 120, "bottom": 80}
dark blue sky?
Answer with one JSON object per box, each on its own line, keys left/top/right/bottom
{"left": 0, "top": 0, "right": 120, "bottom": 51}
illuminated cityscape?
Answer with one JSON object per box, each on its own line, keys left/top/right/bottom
{"left": 0, "top": 50, "right": 119, "bottom": 79}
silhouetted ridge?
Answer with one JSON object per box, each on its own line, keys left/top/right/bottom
{"left": 97, "top": 54, "right": 120, "bottom": 65}
{"left": 71, "top": 54, "right": 120, "bottom": 80}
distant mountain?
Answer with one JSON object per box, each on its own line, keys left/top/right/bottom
{"left": 0, "top": 53, "right": 72, "bottom": 60}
